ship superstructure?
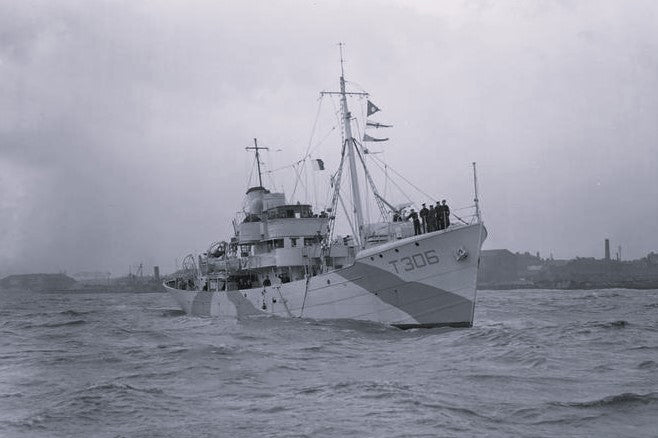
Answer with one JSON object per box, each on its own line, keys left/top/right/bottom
{"left": 165, "top": 49, "right": 487, "bottom": 328}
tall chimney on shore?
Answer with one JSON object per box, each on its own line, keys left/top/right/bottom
{"left": 604, "top": 239, "right": 610, "bottom": 260}
{"left": 153, "top": 266, "right": 160, "bottom": 282}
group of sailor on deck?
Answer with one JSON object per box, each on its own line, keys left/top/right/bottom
{"left": 399, "top": 200, "right": 451, "bottom": 235}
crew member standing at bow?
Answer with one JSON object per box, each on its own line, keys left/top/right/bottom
{"left": 419, "top": 203, "right": 429, "bottom": 234}
{"left": 407, "top": 208, "right": 421, "bottom": 235}
{"left": 441, "top": 199, "right": 451, "bottom": 229}
{"left": 437, "top": 201, "right": 445, "bottom": 230}
{"left": 428, "top": 204, "right": 436, "bottom": 232}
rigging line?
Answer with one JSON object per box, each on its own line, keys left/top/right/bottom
{"left": 327, "top": 140, "right": 347, "bottom": 249}
{"left": 358, "top": 95, "right": 367, "bottom": 135}
{"left": 299, "top": 275, "right": 311, "bottom": 317}
{"left": 304, "top": 155, "right": 309, "bottom": 203}
{"left": 291, "top": 124, "right": 339, "bottom": 173}
{"left": 453, "top": 205, "right": 477, "bottom": 211}
{"left": 305, "top": 125, "right": 338, "bottom": 160}
{"left": 352, "top": 115, "right": 373, "bottom": 222}
{"left": 264, "top": 126, "right": 334, "bottom": 177}
{"left": 382, "top": 150, "right": 389, "bottom": 198}
{"left": 302, "top": 97, "right": 324, "bottom": 161}
{"left": 345, "top": 79, "right": 369, "bottom": 94}
{"left": 338, "top": 192, "right": 358, "bottom": 241}
{"left": 290, "top": 162, "right": 305, "bottom": 200}
{"left": 246, "top": 155, "right": 257, "bottom": 188}
{"left": 367, "top": 155, "right": 414, "bottom": 204}
{"left": 353, "top": 140, "right": 388, "bottom": 221}
{"left": 280, "top": 97, "right": 326, "bottom": 194}
{"left": 266, "top": 149, "right": 278, "bottom": 191}
{"left": 322, "top": 183, "right": 332, "bottom": 210}
{"left": 329, "top": 95, "right": 344, "bottom": 145}
{"left": 265, "top": 162, "right": 299, "bottom": 174}
{"left": 276, "top": 287, "right": 294, "bottom": 318}
{"left": 370, "top": 154, "right": 437, "bottom": 203}
{"left": 452, "top": 213, "right": 469, "bottom": 225}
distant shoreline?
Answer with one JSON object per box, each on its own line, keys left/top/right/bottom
{"left": 0, "top": 288, "right": 165, "bottom": 294}
{"left": 478, "top": 285, "right": 658, "bottom": 291}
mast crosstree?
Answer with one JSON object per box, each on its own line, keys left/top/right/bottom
{"left": 246, "top": 138, "right": 269, "bottom": 187}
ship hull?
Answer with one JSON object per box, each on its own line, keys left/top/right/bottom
{"left": 165, "top": 223, "right": 486, "bottom": 328}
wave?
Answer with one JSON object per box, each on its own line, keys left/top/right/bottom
{"left": 637, "top": 360, "right": 657, "bottom": 370}
{"left": 77, "top": 382, "right": 165, "bottom": 395}
{"left": 159, "top": 309, "right": 187, "bottom": 317}
{"left": 589, "top": 320, "right": 629, "bottom": 329}
{"left": 553, "top": 392, "right": 658, "bottom": 409}
{"left": 58, "top": 310, "right": 93, "bottom": 316}
{"left": 41, "top": 319, "right": 87, "bottom": 328}
{"left": 246, "top": 405, "right": 289, "bottom": 414}
{"left": 628, "top": 345, "right": 658, "bottom": 351}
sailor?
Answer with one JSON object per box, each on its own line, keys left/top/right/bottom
{"left": 436, "top": 201, "right": 445, "bottom": 230}
{"left": 439, "top": 199, "right": 450, "bottom": 229}
{"left": 407, "top": 208, "right": 421, "bottom": 235}
{"left": 419, "top": 203, "right": 429, "bottom": 234}
{"left": 263, "top": 276, "right": 271, "bottom": 287}
{"left": 427, "top": 205, "right": 436, "bottom": 232}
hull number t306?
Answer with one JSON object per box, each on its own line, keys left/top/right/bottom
{"left": 388, "top": 250, "right": 439, "bottom": 274}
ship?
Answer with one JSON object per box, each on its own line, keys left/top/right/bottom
{"left": 165, "top": 49, "right": 487, "bottom": 328}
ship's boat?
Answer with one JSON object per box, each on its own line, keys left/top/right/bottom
{"left": 165, "top": 50, "right": 487, "bottom": 328}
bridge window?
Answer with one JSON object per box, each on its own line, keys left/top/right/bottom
{"left": 266, "top": 204, "right": 314, "bottom": 220}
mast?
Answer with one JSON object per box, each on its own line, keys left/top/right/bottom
{"left": 472, "top": 162, "right": 481, "bottom": 223}
{"left": 338, "top": 43, "right": 365, "bottom": 246}
{"left": 245, "top": 138, "right": 268, "bottom": 187}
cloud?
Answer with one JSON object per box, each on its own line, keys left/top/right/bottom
{"left": 1, "top": 0, "right": 657, "bottom": 275}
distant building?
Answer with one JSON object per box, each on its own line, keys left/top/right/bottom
{"left": 0, "top": 274, "right": 77, "bottom": 291}
{"left": 71, "top": 271, "right": 112, "bottom": 285}
{"left": 647, "top": 252, "right": 658, "bottom": 265}
{"left": 478, "top": 249, "right": 543, "bottom": 287}
{"left": 478, "top": 248, "right": 658, "bottom": 290}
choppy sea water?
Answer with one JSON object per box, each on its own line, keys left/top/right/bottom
{"left": 0, "top": 289, "right": 656, "bottom": 437}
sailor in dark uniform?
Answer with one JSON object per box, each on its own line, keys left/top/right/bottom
{"left": 428, "top": 204, "right": 436, "bottom": 232}
{"left": 441, "top": 199, "right": 450, "bottom": 229}
{"left": 407, "top": 208, "right": 421, "bottom": 235}
{"left": 437, "top": 201, "right": 445, "bottom": 230}
{"left": 419, "top": 203, "right": 429, "bottom": 234}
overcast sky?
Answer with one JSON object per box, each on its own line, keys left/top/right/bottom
{"left": 1, "top": 0, "right": 657, "bottom": 276}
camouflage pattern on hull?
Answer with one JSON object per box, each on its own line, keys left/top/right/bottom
{"left": 165, "top": 223, "right": 485, "bottom": 327}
